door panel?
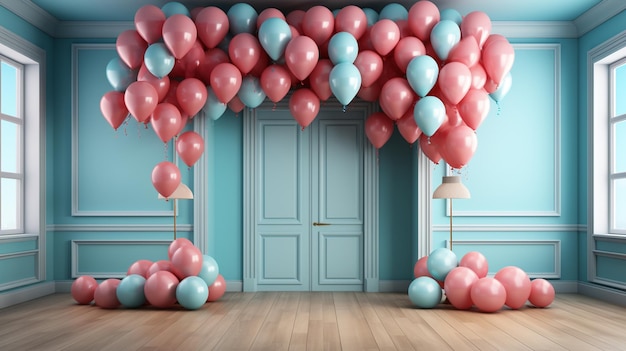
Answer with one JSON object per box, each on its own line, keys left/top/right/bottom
{"left": 255, "top": 105, "right": 363, "bottom": 291}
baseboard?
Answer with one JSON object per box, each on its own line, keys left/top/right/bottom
{"left": 379, "top": 279, "right": 579, "bottom": 294}
{"left": 0, "top": 282, "right": 55, "bottom": 309}
{"left": 57, "top": 279, "right": 244, "bottom": 293}
{"left": 578, "top": 282, "right": 626, "bottom": 307}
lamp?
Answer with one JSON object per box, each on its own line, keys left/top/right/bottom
{"left": 433, "top": 175, "right": 470, "bottom": 250}
{"left": 158, "top": 182, "right": 193, "bottom": 240}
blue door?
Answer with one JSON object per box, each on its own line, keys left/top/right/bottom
{"left": 255, "top": 101, "right": 364, "bottom": 291}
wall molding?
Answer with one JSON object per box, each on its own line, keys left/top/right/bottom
{"left": 46, "top": 224, "right": 192, "bottom": 232}
{"left": 432, "top": 224, "right": 584, "bottom": 232}
{"left": 0, "top": 282, "right": 55, "bottom": 309}
{"left": 71, "top": 240, "right": 171, "bottom": 278}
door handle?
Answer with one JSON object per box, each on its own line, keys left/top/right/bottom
{"left": 313, "top": 222, "right": 331, "bottom": 226}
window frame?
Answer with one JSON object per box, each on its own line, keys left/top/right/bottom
{"left": 609, "top": 58, "right": 626, "bottom": 235}
{"left": 1, "top": 55, "right": 25, "bottom": 235}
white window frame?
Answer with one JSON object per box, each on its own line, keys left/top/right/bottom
{"left": 588, "top": 30, "right": 626, "bottom": 289}
{"left": 609, "top": 58, "right": 626, "bottom": 235}
{"left": 0, "top": 25, "right": 46, "bottom": 287}
{"left": 1, "top": 55, "right": 24, "bottom": 234}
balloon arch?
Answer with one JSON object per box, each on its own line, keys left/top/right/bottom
{"left": 99, "top": 1, "right": 515, "bottom": 199}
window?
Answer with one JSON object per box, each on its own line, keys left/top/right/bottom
{"left": 610, "top": 59, "right": 626, "bottom": 234}
{"left": 0, "top": 56, "right": 24, "bottom": 234}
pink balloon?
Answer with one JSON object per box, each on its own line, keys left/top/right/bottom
{"left": 100, "top": 91, "right": 128, "bottom": 131}
{"left": 94, "top": 278, "right": 121, "bottom": 309}
{"left": 458, "top": 88, "right": 490, "bottom": 130}
{"left": 396, "top": 110, "right": 422, "bottom": 144}
{"left": 379, "top": 77, "right": 415, "bottom": 121}
{"left": 127, "top": 259, "right": 153, "bottom": 278}
{"left": 257, "top": 8, "right": 286, "bottom": 29}
{"left": 151, "top": 102, "right": 182, "bottom": 143}
{"left": 116, "top": 30, "right": 147, "bottom": 70}
{"left": 176, "top": 130, "right": 204, "bottom": 167}
{"left": 147, "top": 259, "right": 175, "bottom": 277}
{"left": 357, "top": 80, "right": 382, "bottom": 102}
{"left": 481, "top": 39, "right": 515, "bottom": 86}
{"left": 285, "top": 35, "right": 319, "bottom": 82}
{"left": 448, "top": 36, "right": 481, "bottom": 68}
{"left": 286, "top": 10, "right": 306, "bottom": 34}
{"left": 413, "top": 256, "right": 430, "bottom": 278}
{"left": 228, "top": 95, "right": 245, "bottom": 113}
{"left": 134, "top": 5, "right": 166, "bottom": 44}
{"left": 125, "top": 81, "right": 158, "bottom": 123}
{"left": 210, "top": 62, "right": 242, "bottom": 103}
{"left": 198, "top": 48, "right": 230, "bottom": 86}
{"left": 396, "top": 20, "right": 413, "bottom": 39}
{"left": 195, "top": 7, "right": 229, "bottom": 49}
{"left": 370, "top": 19, "right": 400, "bottom": 57}
{"left": 308, "top": 59, "right": 333, "bottom": 101}
{"left": 529, "top": 279, "right": 555, "bottom": 308}
{"left": 495, "top": 266, "right": 532, "bottom": 310}
{"left": 470, "top": 277, "right": 506, "bottom": 313}
{"left": 176, "top": 78, "right": 207, "bottom": 117}
{"left": 162, "top": 14, "right": 197, "bottom": 59}
{"left": 438, "top": 62, "right": 472, "bottom": 105}
{"left": 408, "top": 1, "right": 441, "bottom": 41}
{"left": 168, "top": 238, "right": 194, "bottom": 260}
{"left": 207, "top": 274, "right": 226, "bottom": 302}
{"left": 394, "top": 36, "right": 426, "bottom": 73}
{"left": 144, "top": 271, "right": 179, "bottom": 308}
{"left": 365, "top": 112, "right": 394, "bottom": 149}
{"left": 354, "top": 50, "right": 383, "bottom": 88}
{"left": 229, "top": 33, "right": 261, "bottom": 75}
{"left": 444, "top": 267, "right": 479, "bottom": 310}
{"left": 302, "top": 6, "right": 335, "bottom": 46}
{"left": 138, "top": 64, "right": 170, "bottom": 102}
{"left": 289, "top": 88, "right": 320, "bottom": 129}
{"left": 179, "top": 40, "right": 205, "bottom": 79}
{"left": 334, "top": 5, "right": 367, "bottom": 40}
{"left": 151, "top": 161, "right": 181, "bottom": 198}
{"left": 459, "top": 251, "right": 488, "bottom": 278}
{"left": 469, "top": 63, "right": 487, "bottom": 90}
{"left": 260, "top": 64, "right": 292, "bottom": 103}
{"left": 442, "top": 124, "right": 477, "bottom": 169}
{"left": 171, "top": 244, "right": 203, "bottom": 280}
{"left": 419, "top": 135, "right": 442, "bottom": 164}
{"left": 461, "top": 11, "right": 492, "bottom": 49}
{"left": 71, "top": 276, "right": 98, "bottom": 305}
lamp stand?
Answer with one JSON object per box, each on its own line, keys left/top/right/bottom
{"left": 449, "top": 199, "right": 453, "bottom": 250}
{"left": 173, "top": 199, "right": 177, "bottom": 240}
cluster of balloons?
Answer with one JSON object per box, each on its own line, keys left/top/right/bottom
{"left": 70, "top": 238, "right": 226, "bottom": 310}
{"left": 100, "top": 1, "right": 516, "bottom": 198}
{"left": 409, "top": 248, "right": 555, "bottom": 312}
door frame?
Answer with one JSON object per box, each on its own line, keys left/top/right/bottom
{"left": 242, "top": 98, "right": 379, "bottom": 292}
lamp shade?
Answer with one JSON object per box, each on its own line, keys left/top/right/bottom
{"left": 432, "top": 176, "right": 470, "bottom": 199}
{"left": 158, "top": 182, "right": 193, "bottom": 200}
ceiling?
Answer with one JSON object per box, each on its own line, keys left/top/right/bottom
{"left": 24, "top": 0, "right": 606, "bottom": 22}
{"left": 2, "top": 0, "right": 625, "bottom": 38}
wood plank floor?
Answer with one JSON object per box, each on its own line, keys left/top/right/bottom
{"left": 1, "top": 292, "right": 625, "bottom": 350}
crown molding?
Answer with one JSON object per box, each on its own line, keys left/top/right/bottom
{"left": 0, "top": 0, "right": 58, "bottom": 37}
{"left": 55, "top": 21, "right": 134, "bottom": 38}
{"left": 574, "top": 0, "right": 626, "bottom": 36}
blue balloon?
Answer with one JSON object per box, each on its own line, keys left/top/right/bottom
{"left": 198, "top": 255, "right": 220, "bottom": 286}
{"left": 176, "top": 276, "right": 209, "bottom": 310}
{"left": 363, "top": 8, "right": 379, "bottom": 26}
{"left": 413, "top": 96, "right": 446, "bottom": 137}
{"left": 328, "top": 32, "right": 359, "bottom": 65}
{"left": 406, "top": 55, "right": 439, "bottom": 98}
{"left": 427, "top": 248, "right": 458, "bottom": 281}
{"left": 238, "top": 76, "right": 266, "bottom": 108}
{"left": 378, "top": 3, "right": 408, "bottom": 22}
{"left": 440, "top": 8, "right": 463, "bottom": 26}
{"left": 430, "top": 20, "right": 461, "bottom": 61}
{"left": 105, "top": 57, "right": 136, "bottom": 92}
{"left": 144, "top": 43, "right": 174, "bottom": 79}
{"left": 227, "top": 3, "right": 258, "bottom": 35}
{"left": 203, "top": 86, "right": 227, "bottom": 120}
{"left": 490, "top": 72, "right": 513, "bottom": 103}
{"left": 258, "top": 17, "right": 292, "bottom": 61}
{"left": 408, "top": 277, "right": 442, "bottom": 308}
{"left": 161, "top": 2, "right": 190, "bottom": 18}
{"left": 116, "top": 274, "right": 146, "bottom": 308}
{"left": 329, "top": 62, "right": 362, "bottom": 107}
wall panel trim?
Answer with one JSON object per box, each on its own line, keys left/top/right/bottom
{"left": 47, "top": 224, "right": 192, "bottom": 232}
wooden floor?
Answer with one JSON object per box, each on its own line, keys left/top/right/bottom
{"left": 1, "top": 292, "right": 625, "bottom": 350}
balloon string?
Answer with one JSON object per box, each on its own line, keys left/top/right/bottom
{"left": 163, "top": 141, "right": 168, "bottom": 161}
{"left": 497, "top": 103, "right": 501, "bottom": 116}
{"left": 272, "top": 103, "right": 276, "bottom": 111}
{"left": 342, "top": 105, "right": 347, "bottom": 113}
